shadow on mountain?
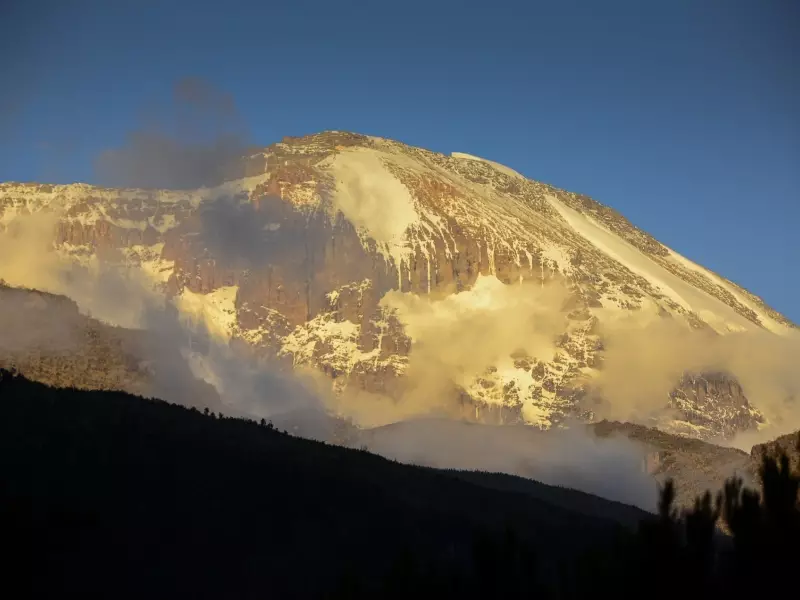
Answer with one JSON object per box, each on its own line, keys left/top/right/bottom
{"left": 0, "top": 369, "right": 798, "bottom": 599}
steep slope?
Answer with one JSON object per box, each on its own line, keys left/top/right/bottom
{"left": 0, "top": 131, "right": 794, "bottom": 440}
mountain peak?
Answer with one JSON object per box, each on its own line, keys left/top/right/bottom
{"left": 0, "top": 131, "right": 796, "bottom": 443}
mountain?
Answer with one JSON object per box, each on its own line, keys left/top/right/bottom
{"left": 0, "top": 131, "right": 795, "bottom": 443}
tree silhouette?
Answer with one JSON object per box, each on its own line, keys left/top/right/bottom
{"left": 683, "top": 490, "right": 719, "bottom": 588}
{"left": 717, "top": 436, "right": 800, "bottom": 596}
{"left": 633, "top": 432, "right": 800, "bottom": 599}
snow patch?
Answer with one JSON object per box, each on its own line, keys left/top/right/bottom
{"left": 522, "top": 402, "right": 554, "bottom": 428}
{"left": 322, "top": 148, "right": 419, "bottom": 285}
{"left": 324, "top": 148, "right": 419, "bottom": 244}
{"left": 666, "top": 251, "right": 791, "bottom": 335}
{"left": 451, "top": 152, "right": 527, "bottom": 180}
{"left": 281, "top": 315, "right": 369, "bottom": 373}
{"left": 543, "top": 194, "right": 758, "bottom": 334}
{"left": 540, "top": 242, "right": 573, "bottom": 277}
{"left": 195, "top": 173, "right": 271, "bottom": 206}
{"left": 120, "top": 243, "right": 175, "bottom": 285}
{"left": 149, "top": 213, "right": 177, "bottom": 233}
{"left": 177, "top": 286, "right": 239, "bottom": 340}
{"left": 279, "top": 311, "right": 404, "bottom": 378}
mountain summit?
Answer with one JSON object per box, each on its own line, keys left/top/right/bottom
{"left": 0, "top": 131, "right": 795, "bottom": 441}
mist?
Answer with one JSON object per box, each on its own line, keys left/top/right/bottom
{"left": 94, "top": 77, "right": 252, "bottom": 190}
{"left": 593, "top": 310, "right": 800, "bottom": 448}
{"left": 342, "top": 274, "right": 572, "bottom": 425}
{"left": 0, "top": 209, "right": 164, "bottom": 329}
{"left": 360, "top": 418, "right": 659, "bottom": 511}
{"left": 375, "top": 272, "right": 800, "bottom": 447}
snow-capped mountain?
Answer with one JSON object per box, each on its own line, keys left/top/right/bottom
{"left": 0, "top": 131, "right": 794, "bottom": 440}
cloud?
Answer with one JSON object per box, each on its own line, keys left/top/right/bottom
{"left": 0, "top": 209, "right": 63, "bottom": 290}
{"left": 172, "top": 77, "right": 238, "bottom": 120}
{"left": 182, "top": 337, "right": 325, "bottom": 420}
{"left": 0, "top": 210, "right": 163, "bottom": 328}
{"left": 592, "top": 310, "right": 800, "bottom": 447}
{"left": 360, "top": 418, "right": 658, "bottom": 511}
{"left": 138, "top": 306, "right": 332, "bottom": 433}
{"left": 354, "top": 274, "right": 571, "bottom": 424}
{"left": 94, "top": 78, "right": 252, "bottom": 190}
{"left": 194, "top": 194, "right": 307, "bottom": 270}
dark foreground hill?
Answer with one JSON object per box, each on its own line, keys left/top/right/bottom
{"left": 2, "top": 370, "right": 799, "bottom": 599}
{"left": 0, "top": 370, "right": 648, "bottom": 599}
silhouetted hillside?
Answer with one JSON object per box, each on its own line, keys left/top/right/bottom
{"left": 448, "top": 470, "right": 646, "bottom": 528}
{"left": 0, "top": 370, "right": 643, "bottom": 599}
{"left": 2, "top": 370, "right": 799, "bottom": 598}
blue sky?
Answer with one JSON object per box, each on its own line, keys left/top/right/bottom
{"left": 1, "top": 0, "right": 798, "bottom": 321}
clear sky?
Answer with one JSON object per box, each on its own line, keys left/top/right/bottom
{"left": 1, "top": 0, "right": 798, "bottom": 322}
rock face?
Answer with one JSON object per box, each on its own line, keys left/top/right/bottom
{"left": 0, "top": 131, "right": 795, "bottom": 440}
{"left": 591, "top": 420, "right": 754, "bottom": 510}
{"left": 668, "top": 373, "right": 764, "bottom": 440}
{"left": 751, "top": 430, "right": 800, "bottom": 479}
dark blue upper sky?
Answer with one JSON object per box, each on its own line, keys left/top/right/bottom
{"left": 2, "top": 0, "right": 798, "bottom": 321}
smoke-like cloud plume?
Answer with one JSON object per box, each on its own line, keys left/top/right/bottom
{"left": 95, "top": 77, "right": 252, "bottom": 189}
